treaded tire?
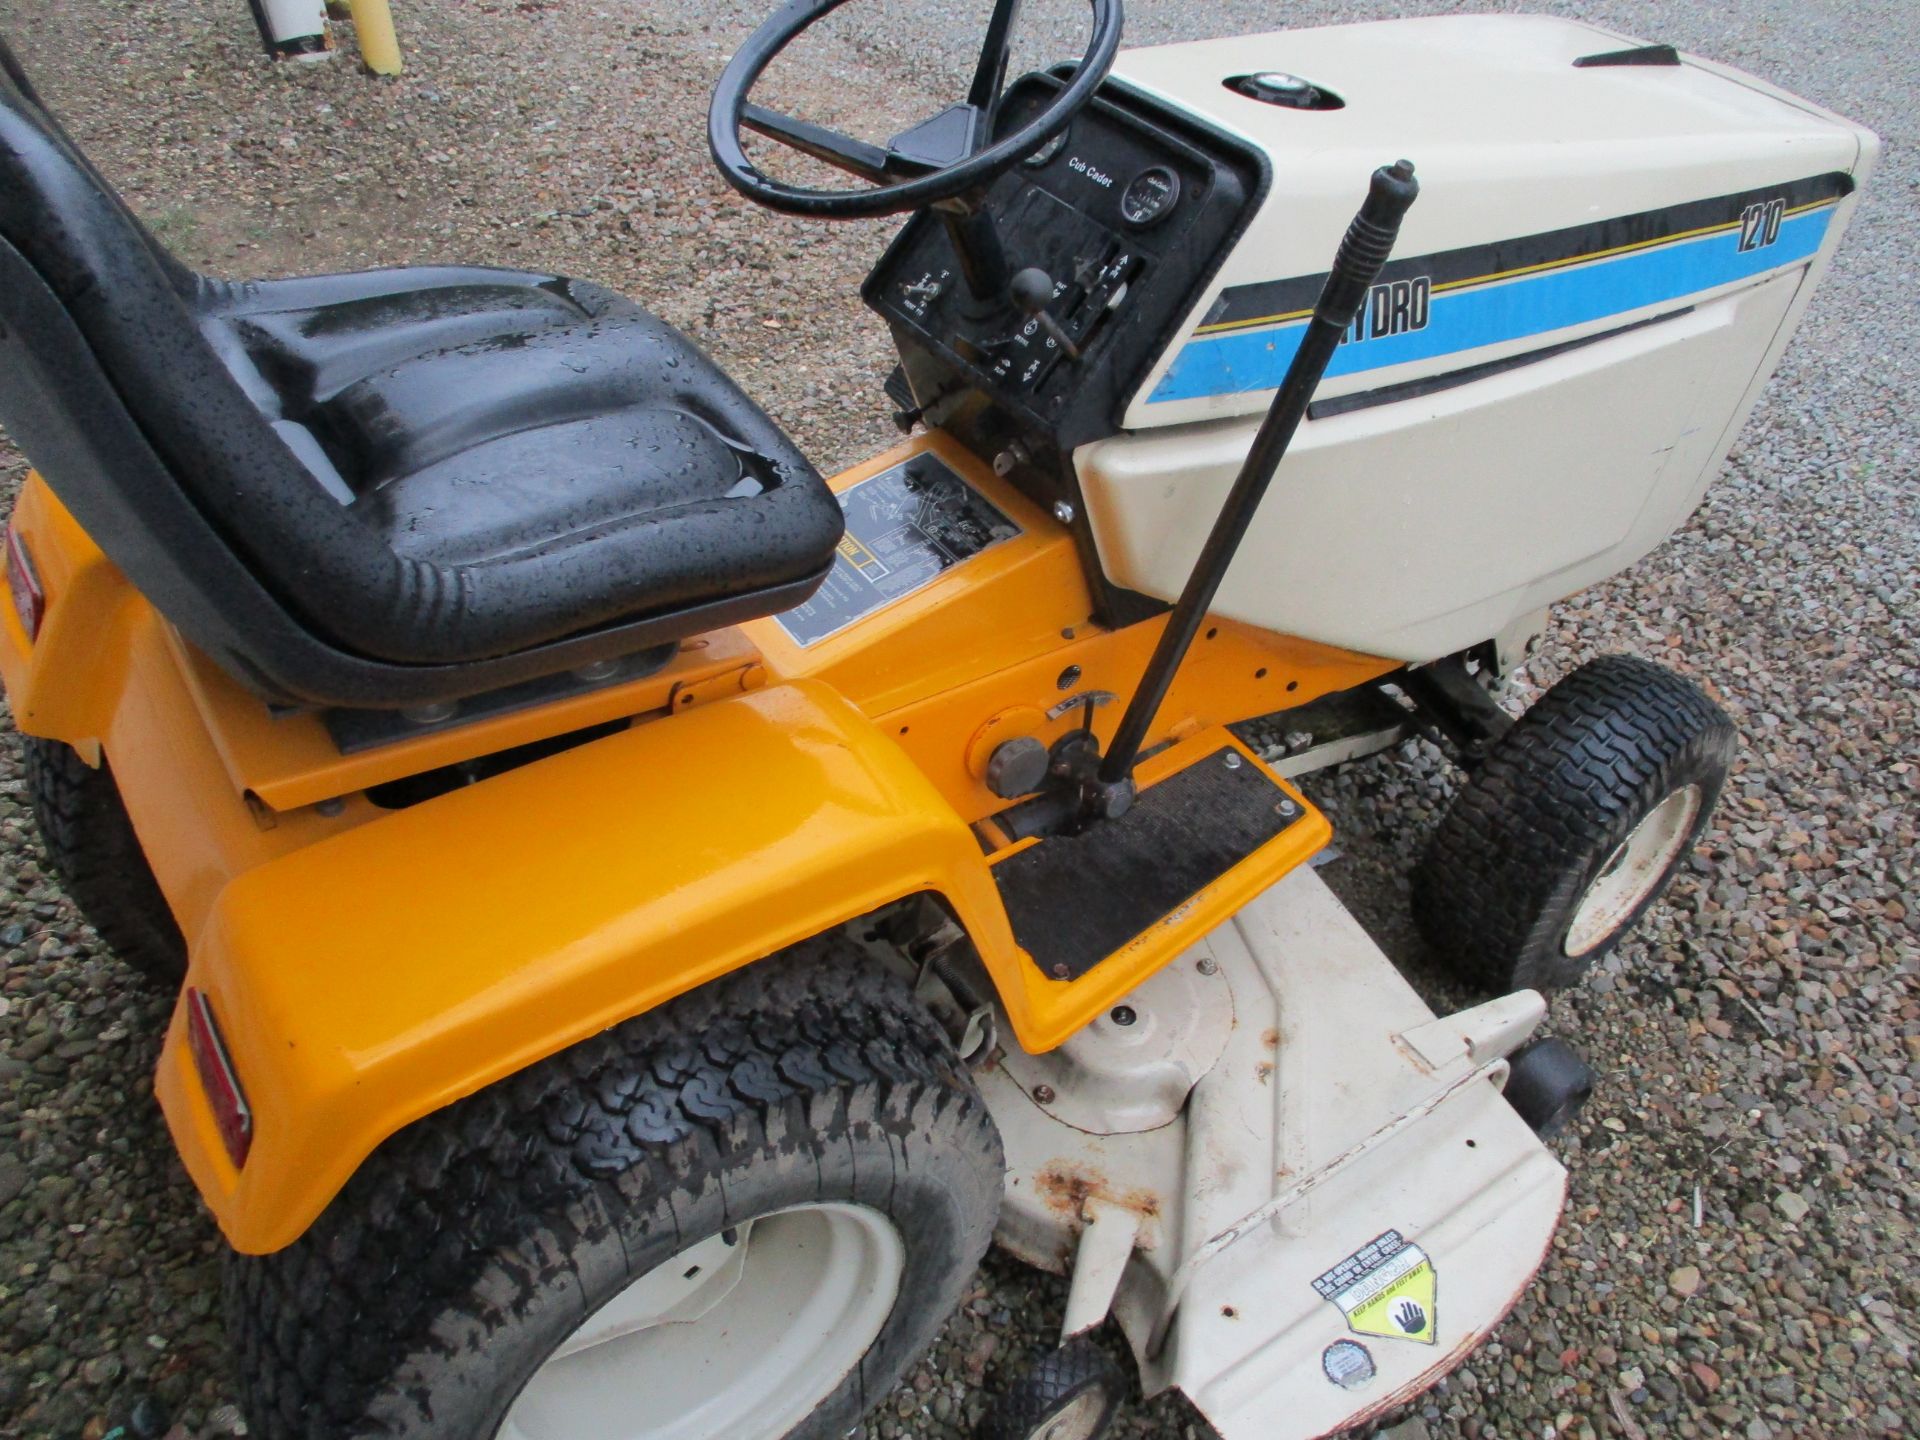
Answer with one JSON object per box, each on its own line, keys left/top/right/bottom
{"left": 226, "top": 937, "right": 1004, "bottom": 1440}
{"left": 22, "top": 737, "right": 186, "bottom": 986}
{"left": 1411, "top": 654, "right": 1735, "bottom": 992}
{"left": 977, "top": 1335, "right": 1125, "bottom": 1440}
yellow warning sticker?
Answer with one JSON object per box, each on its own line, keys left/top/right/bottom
{"left": 1312, "top": 1230, "right": 1438, "bottom": 1345}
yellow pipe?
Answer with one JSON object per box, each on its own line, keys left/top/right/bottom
{"left": 348, "top": 0, "right": 403, "bottom": 75}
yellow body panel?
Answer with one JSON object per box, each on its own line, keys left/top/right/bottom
{"left": 987, "top": 727, "right": 1332, "bottom": 1048}
{"left": 745, "top": 437, "right": 1390, "bottom": 823}
{"left": 0, "top": 482, "right": 366, "bottom": 941}
{"left": 0, "top": 474, "right": 139, "bottom": 745}
{"left": 157, "top": 680, "right": 1014, "bottom": 1252}
{"left": 1, "top": 437, "right": 1398, "bottom": 1252}
{"left": 742, "top": 433, "right": 1096, "bottom": 717}
{"left": 175, "top": 626, "right": 767, "bottom": 813}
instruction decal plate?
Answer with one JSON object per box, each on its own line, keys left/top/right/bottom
{"left": 1313, "top": 1229, "right": 1437, "bottom": 1345}
{"left": 774, "top": 453, "right": 1021, "bottom": 647}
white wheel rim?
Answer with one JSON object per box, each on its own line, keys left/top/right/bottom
{"left": 499, "top": 1203, "right": 905, "bottom": 1440}
{"left": 1564, "top": 784, "right": 1702, "bottom": 957}
{"left": 1034, "top": 1389, "right": 1107, "bottom": 1440}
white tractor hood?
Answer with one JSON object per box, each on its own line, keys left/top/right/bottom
{"left": 1074, "top": 14, "right": 1876, "bottom": 664}
{"left": 1111, "top": 14, "right": 1875, "bottom": 428}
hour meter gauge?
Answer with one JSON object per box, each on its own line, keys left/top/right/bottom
{"left": 1119, "top": 165, "right": 1180, "bottom": 228}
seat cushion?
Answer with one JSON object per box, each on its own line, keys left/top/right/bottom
{"left": 198, "top": 268, "right": 844, "bottom": 666}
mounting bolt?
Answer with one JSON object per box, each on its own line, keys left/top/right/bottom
{"left": 1110, "top": 1005, "right": 1138, "bottom": 1027}
{"left": 1197, "top": 957, "right": 1220, "bottom": 976}
{"left": 1277, "top": 797, "right": 1298, "bottom": 817}
{"left": 1032, "top": 1084, "right": 1057, "bottom": 1105}
{"left": 1223, "top": 751, "right": 1243, "bottom": 770}
{"left": 1052, "top": 499, "right": 1076, "bottom": 526}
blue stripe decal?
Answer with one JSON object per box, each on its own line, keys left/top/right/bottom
{"left": 1147, "top": 206, "right": 1834, "bottom": 406}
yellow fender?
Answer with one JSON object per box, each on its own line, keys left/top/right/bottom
{"left": 158, "top": 680, "right": 1016, "bottom": 1254}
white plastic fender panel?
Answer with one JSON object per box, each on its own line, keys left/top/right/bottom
{"left": 985, "top": 868, "right": 1567, "bottom": 1440}
{"left": 1074, "top": 15, "right": 1877, "bottom": 662}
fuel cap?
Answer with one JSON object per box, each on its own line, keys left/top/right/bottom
{"left": 985, "top": 735, "right": 1050, "bottom": 799}
{"left": 1226, "top": 71, "right": 1344, "bottom": 110}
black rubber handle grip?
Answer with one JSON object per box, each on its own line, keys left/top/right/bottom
{"left": 1314, "top": 159, "right": 1420, "bottom": 329}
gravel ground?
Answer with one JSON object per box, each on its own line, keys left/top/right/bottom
{"left": 0, "top": 1, "right": 1914, "bottom": 1437}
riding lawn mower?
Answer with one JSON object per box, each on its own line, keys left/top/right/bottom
{"left": 0, "top": 4, "right": 1876, "bottom": 1438}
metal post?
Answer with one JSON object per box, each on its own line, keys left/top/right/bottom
{"left": 349, "top": 0, "right": 404, "bottom": 75}
{"left": 1095, "top": 160, "right": 1421, "bottom": 793}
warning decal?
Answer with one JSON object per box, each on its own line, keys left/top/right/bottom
{"left": 1312, "top": 1230, "right": 1438, "bottom": 1345}
{"left": 773, "top": 453, "right": 1021, "bottom": 648}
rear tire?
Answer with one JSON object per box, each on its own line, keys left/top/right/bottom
{"left": 1411, "top": 655, "right": 1735, "bottom": 993}
{"left": 226, "top": 937, "right": 1004, "bottom": 1440}
{"left": 22, "top": 737, "right": 186, "bottom": 986}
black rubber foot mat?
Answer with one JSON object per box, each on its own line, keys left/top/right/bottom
{"left": 992, "top": 747, "right": 1305, "bottom": 981}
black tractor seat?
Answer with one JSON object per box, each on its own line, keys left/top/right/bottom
{"left": 0, "top": 36, "right": 843, "bottom": 709}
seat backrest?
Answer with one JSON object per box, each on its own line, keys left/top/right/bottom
{"left": 0, "top": 38, "right": 195, "bottom": 295}
{"left": 0, "top": 34, "right": 426, "bottom": 686}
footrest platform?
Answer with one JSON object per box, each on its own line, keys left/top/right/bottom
{"left": 987, "top": 729, "right": 1329, "bottom": 1047}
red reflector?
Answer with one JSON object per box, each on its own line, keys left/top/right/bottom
{"left": 5, "top": 522, "right": 44, "bottom": 640}
{"left": 186, "top": 988, "right": 253, "bottom": 1167}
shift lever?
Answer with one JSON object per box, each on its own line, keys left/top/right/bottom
{"left": 1009, "top": 267, "right": 1081, "bottom": 360}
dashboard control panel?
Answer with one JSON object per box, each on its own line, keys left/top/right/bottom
{"left": 863, "top": 73, "right": 1266, "bottom": 451}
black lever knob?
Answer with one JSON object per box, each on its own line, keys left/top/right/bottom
{"left": 1008, "top": 267, "right": 1082, "bottom": 360}
{"left": 1314, "top": 159, "right": 1421, "bottom": 332}
{"left": 1009, "top": 266, "right": 1055, "bottom": 314}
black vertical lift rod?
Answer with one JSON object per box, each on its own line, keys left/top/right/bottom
{"left": 1089, "top": 159, "right": 1421, "bottom": 812}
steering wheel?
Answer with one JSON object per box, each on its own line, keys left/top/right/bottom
{"left": 709, "top": 0, "right": 1125, "bottom": 220}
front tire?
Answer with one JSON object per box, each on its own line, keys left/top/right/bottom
{"left": 1411, "top": 655, "right": 1735, "bottom": 992}
{"left": 227, "top": 938, "right": 1004, "bottom": 1440}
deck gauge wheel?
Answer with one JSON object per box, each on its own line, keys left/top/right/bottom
{"left": 978, "top": 1335, "right": 1126, "bottom": 1440}
{"left": 1412, "top": 655, "right": 1736, "bottom": 993}
{"left": 1503, "top": 1036, "right": 1596, "bottom": 1137}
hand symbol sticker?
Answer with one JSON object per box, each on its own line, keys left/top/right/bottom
{"left": 1316, "top": 1231, "right": 1438, "bottom": 1345}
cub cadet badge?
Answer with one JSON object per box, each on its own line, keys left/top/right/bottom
{"left": 1313, "top": 1230, "right": 1438, "bottom": 1345}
